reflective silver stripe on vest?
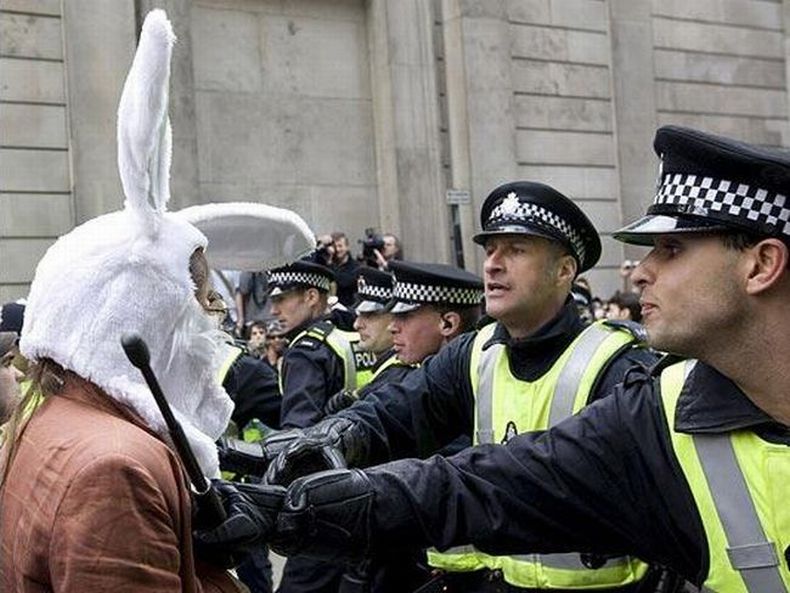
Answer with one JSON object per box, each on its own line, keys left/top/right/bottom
{"left": 548, "top": 324, "right": 618, "bottom": 428}
{"left": 512, "top": 553, "right": 629, "bottom": 570}
{"left": 476, "top": 343, "right": 503, "bottom": 444}
{"left": 693, "top": 433, "right": 785, "bottom": 592}
{"left": 336, "top": 334, "right": 357, "bottom": 391}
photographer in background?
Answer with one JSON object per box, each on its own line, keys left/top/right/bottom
{"left": 359, "top": 228, "right": 403, "bottom": 270}
{"left": 331, "top": 232, "right": 360, "bottom": 307}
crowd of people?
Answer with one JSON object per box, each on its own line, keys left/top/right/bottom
{"left": 1, "top": 10, "right": 789, "bottom": 593}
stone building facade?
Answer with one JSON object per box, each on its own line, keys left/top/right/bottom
{"left": 2, "top": 0, "right": 790, "bottom": 301}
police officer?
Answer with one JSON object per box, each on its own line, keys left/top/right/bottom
{"left": 198, "top": 126, "right": 790, "bottom": 593}
{"left": 325, "top": 267, "right": 413, "bottom": 415}
{"left": 266, "top": 260, "right": 375, "bottom": 429}
{"left": 201, "top": 181, "right": 657, "bottom": 593}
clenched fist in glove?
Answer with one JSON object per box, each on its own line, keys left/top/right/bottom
{"left": 272, "top": 468, "right": 374, "bottom": 563}
{"left": 193, "top": 480, "right": 285, "bottom": 568}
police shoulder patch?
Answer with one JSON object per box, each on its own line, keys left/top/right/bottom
{"left": 294, "top": 337, "right": 321, "bottom": 350}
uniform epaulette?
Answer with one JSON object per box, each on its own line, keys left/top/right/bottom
{"left": 649, "top": 353, "right": 684, "bottom": 377}
{"left": 293, "top": 319, "right": 335, "bottom": 350}
{"left": 602, "top": 319, "right": 649, "bottom": 343}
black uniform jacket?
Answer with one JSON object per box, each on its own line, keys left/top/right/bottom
{"left": 337, "top": 300, "right": 656, "bottom": 464}
{"left": 280, "top": 317, "right": 346, "bottom": 429}
{"left": 362, "top": 360, "right": 790, "bottom": 587}
{"left": 223, "top": 354, "right": 281, "bottom": 430}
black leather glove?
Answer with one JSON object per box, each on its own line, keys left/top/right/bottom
{"left": 193, "top": 480, "right": 285, "bottom": 568}
{"left": 323, "top": 389, "right": 358, "bottom": 415}
{"left": 218, "top": 429, "right": 303, "bottom": 478}
{"left": 264, "top": 416, "right": 369, "bottom": 487}
{"left": 271, "top": 468, "right": 374, "bottom": 562}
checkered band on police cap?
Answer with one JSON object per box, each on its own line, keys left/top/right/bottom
{"left": 269, "top": 268, "right": 331, "bottom": 292}
{"left": 652, "top": 173, "right": 790, "bottom": 237}
{"left": 391, "top": 280, "right": 483, "bottom": 307}
{"left": 358, "top": 278, "right": 393, "bottom": 303}
{"left": 488, "top": 193, "right": 587, "bottom": 266}
{"left": 614, "top": 126, "right": 790, "bottom": 245}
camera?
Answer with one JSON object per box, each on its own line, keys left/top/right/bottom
{"left": 358, "top": 228, "right": 385, "bottom": 267}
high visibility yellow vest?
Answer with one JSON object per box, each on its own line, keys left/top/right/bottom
{"left": 285, "top": 322, "right": 375, "bottom": 394}
{"left": 660, "top": 360, "right": 790, "bottom": 593}
{"left": 370, "top": 352, "right": 416, "bottom": 381}
{"left": 429, "top": 321, "right": 649, "bottom": 589}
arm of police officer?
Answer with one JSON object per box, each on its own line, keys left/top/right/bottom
{"left": 265, "top": 333, "right": 476, "bottom": 486}
{"left": 268, "top": 368, "right": 705, "bottom": 584}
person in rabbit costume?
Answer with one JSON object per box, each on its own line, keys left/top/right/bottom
{"left": 0, "top": 10, "right": 311, "bottom": 592}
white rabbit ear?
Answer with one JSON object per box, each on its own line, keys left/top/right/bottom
{"left": 117, "top": 9, "right": 176, "bottom": 230}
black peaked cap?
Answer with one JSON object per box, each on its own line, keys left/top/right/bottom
{"left": 353, "top": 267, "right": 394, "bottom": 313}
{"left": 268, "top": 260, "right": 335, "bottom": 296}
{"left": 474, "top": 181, "right": 601, "bottom": 273}
{"left": 614, "top": 125, "right": 790, "bottom": 245}
{"left": 388, "top": 261, "right": 483, "bottom": 314}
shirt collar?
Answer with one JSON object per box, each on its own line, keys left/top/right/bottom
{"left": 484, "top": 297, "right": 583, "bottom": 351}
{"left": 674, "top": 361, "right": 785, "bottom": 435}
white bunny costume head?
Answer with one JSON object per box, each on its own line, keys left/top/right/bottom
{"left": 20, "top": 10, "right": 230, "bottom": 477}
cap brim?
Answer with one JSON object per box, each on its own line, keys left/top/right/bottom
{"left": 613, "top": 215, "right": 731, "bottom": 246}
{"left": 473, "top": 226, "right": 558, "bottom": 246}
{"left": 269, "top": 285, "right": 301, "bottom": 298}
{"left": 354, "top": 300, "right": 388, "bottom": 314}
{"left": 389, "top": 301, "right": 422, "bottom": 314}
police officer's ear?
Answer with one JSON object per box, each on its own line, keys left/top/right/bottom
{"left": 555, "top": 252, "right": 577, "bottom": 287}
{"left": 744, "top": 238, "right": 790, "bottom": 296}
{"left": 439, "top": 312, "right": 461, "bottom": 339}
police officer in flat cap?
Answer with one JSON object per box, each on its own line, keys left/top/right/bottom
{"left": 200, "top": 180, "right": 656, "bottom": 592}
{"left": 324, "top": 267, "right": 416, "bottom": 415}
{"left": 196, "top": 126, "right": 790, "bottom": 593}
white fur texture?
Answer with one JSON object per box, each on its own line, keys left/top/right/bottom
{"left": 20, "top": 10, "right": 232, "bottom": 478}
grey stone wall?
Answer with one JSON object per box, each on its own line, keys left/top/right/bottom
{"left": 3, "top": 0, "right": 790, "bottom": 301}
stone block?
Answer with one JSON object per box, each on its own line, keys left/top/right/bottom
{"left": 0, "top": 238, "right": 54, "bottom": 283}
{"left": 506, "top": 0, "right": 550, "bottom": 24}
{"left": 0, "top": 284, "right": 29, "bottom": 303}
{"left": 654, "top": 49, "right": 785, "bottom": 88}
{"left": 0, "top": 149, "right": 69, "bottom": 192}
{"left": 547, "top": 0, "right": 607, "bottom": 31}
{"left": 0, "top": 13, "right": 62, "bottom": 59}
{"left": 0, "top": 193, "right": 72, "bottom": 236}
{"left": 0, "top": 104, "right": 66, "bottom": 148}
{"left": 196, "top": 92, "right": 376, "bottom": 187}
{"left": 516, "top": 130, "right": 616, "bottom": 166}
{"left": 0, "top": 58, "right": 64, "bottom": 103}
{"left": 0, "top": 0, "right": 60, "bottom": 16}
{"left": 656, "top": 112, "right": 789, "bottom": 147}
{"left": 652, "top": 0, "right": 782, "bottom": 31}
{"left": 575, "top": 198, "right": 622, "bottom": 233}
{"left": 194, "top": 0, "right": 282, "bottom": 14}
{"left": 583, "top": 266, "right": 621, "bottom": 299}
{"left": 656, "top": 81, "right": 788, "bottom": 117}
{"left": 261, "top": 14, "right": 370, "bottom": 98}
{"left": 512, "top": 60, "right": 611, "bottom": 98}
{"left": 597, "top": 234, "right": 625, "bottom": 268}
{"left": 282, "top": 0, "right": 366, "bottom": 22}
{"left": 515, "top": 95, "right": 612, "bottom": 132}
{"left": 192, "top": 6, "right": 262, "bottom": 93}
{"left": 511, "top": 23, "right": 610, "bottom": 65}
{"left": 653, "top": 17, "right": 783, "bottom": 58}
{"left": 519, "top": 164, "right": 619, "bottom": 199}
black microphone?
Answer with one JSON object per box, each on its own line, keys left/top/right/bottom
{"left": 121, "top": 333, "right": 226, "bottom": 527}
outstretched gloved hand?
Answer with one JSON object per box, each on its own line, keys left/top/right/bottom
{"left": 264, "top": 416, "right": 368, "bottom": 487}
{"left": 217, "top": 428, "right": 304, "bottom": 478}
{"left": 272, "top": 468, "right": 374, "bottom": 562}
{"left": 193, "top": 480, "right": 285, "bottom": 568}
